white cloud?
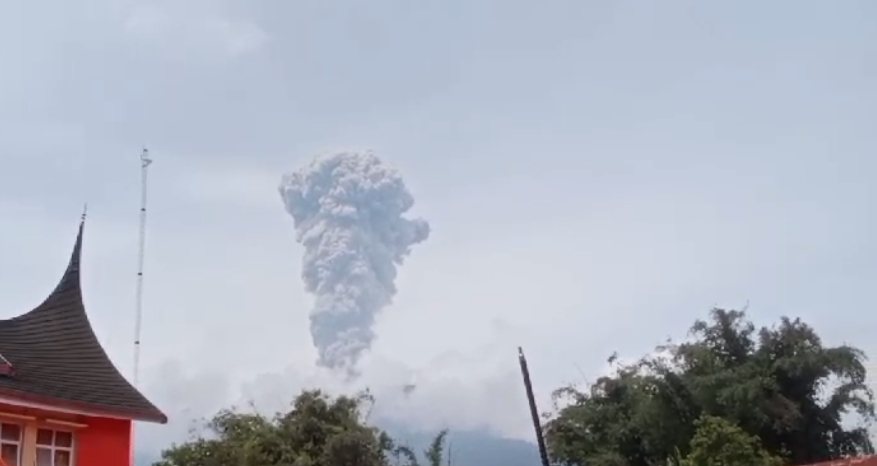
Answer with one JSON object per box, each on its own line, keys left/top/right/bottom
{"left": 136, "top": 360, "right": 233, "bottom": 453}
{"left": 136, "top": 343, "right": 535, "bottom": 455}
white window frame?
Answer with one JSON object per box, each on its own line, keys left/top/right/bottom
{"left": 35, "top": 428, "right": 75, "bottom": 466}
{"left": 0, "top": 422, "right": 22, "bottom": 466}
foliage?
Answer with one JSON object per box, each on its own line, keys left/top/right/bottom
{"left": 152, "top": 308, "right": 874, "bottom": 466}
{"left": 153, "top": 389, "right": 449, "bottom": 466}
{"left": 545, "top": 308, "right": 875, "bottom": 466}
{"left": 677, "top": 416, "right": 782, "bottom": 466}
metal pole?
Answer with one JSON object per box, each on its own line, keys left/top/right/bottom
{"left": 130, "top": 148, "right": 152, "bottom": 466}
{"left": 133, "top": 148, "right": 152, "bottom": 388}
{"left": 519, "top": 347, "right": 551, "bottom": 466}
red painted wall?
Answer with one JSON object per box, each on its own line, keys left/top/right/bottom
{"left": 76, "top": 416, "right": 132, "bottom": 466}
{"left": 797, "top": 457, "right": 877, "bottom": 466}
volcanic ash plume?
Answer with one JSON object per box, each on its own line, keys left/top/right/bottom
{"left": 278, "top": 152, "right": 430, "bottom": 376}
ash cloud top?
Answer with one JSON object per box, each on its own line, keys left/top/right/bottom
{"left": 279, "top": 152, "right": 430, "bottom": 376}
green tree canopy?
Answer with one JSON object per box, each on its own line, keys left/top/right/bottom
{"left": 153, "top": 389, "right": 449, "bottom": 466}
{"left": 545, "top": 308, "right": 875, "bottom": 466}
{"left": 677, "top": 415, "right": 782, "bottom": 466}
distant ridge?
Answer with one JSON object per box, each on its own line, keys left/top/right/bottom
{"left": 381, "top": 424, "right": 541, "bottom": 466}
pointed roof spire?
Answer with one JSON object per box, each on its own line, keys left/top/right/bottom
{"left": 0, "top": 215, "right": 167, "bottom": 423}
{"left": 65, "top": 205, "right": 87, "bottom": 277}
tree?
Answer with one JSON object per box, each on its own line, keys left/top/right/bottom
{"left": 154, "top": 389, "right": 449, "bottom": 466}
{"left": 677, "top": 416, "right": 782, "bottom": 466}
{"left": 545, "top": 308, "right": 875, "bottom": 466}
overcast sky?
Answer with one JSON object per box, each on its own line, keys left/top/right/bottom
{"left": 1, "top": 0, "right": 875, "bottom": 455}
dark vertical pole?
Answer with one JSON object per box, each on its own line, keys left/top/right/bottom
{"left": 519, "top": 347, "right": 551, "bottom": 466}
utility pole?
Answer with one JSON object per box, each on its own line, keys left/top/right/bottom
{"left": 519, "top": 347, "right": 551, "bottom": 466}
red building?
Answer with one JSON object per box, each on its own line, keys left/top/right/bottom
{"left": 802, "top": 455, "right": 877, "bottom": 466}
{"left": 0, "top": 220, "right": 166, "bottom": 466}
{"left": 798, "top": 457, "right": 877, "bottom": 466}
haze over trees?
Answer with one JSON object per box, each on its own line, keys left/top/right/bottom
{"left": 154, "top": 308, "right": 874, "bottom": 466}
{"left": 153, "top": 390, "right": 450, "bottom": 466}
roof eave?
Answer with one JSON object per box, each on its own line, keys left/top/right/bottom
{"left": 0, "top": 387, "right": 168, "bottom": 424}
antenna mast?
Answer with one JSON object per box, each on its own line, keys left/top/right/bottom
{"left": 133, "top": 148, "right": 153, "bottom": 388}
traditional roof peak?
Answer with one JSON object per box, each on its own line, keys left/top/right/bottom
{"left": 42, "top": 213, "right": 85, "bottom": 308}
{"left": 67, "top": 211, "right": 85, "bottom": 274}
{"left": 0, "top": 218, "right": 167, "bottom": 423}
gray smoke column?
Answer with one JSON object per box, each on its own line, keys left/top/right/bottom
{"left": 278, "top": 152, "right": 430, "bottom": 376}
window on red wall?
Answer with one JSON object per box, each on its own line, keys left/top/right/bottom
{"left": 0, "top": 423, "right": 22, "bottom": 466}
{"left": 35, "top": 428, "right": 73, "bottom": 466}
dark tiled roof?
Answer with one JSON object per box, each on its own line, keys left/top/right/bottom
{"left": 0, "top": 221, "right": 167, "bottom": 423}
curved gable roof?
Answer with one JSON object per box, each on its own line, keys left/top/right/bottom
{"left": 0, "top": 220, "right": 166, "bottom": 423}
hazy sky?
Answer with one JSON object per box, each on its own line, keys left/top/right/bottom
{"left": 1, "top": 0, "right": 875, "bottom": 454}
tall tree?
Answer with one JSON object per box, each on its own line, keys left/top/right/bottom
{"left": 153, "top": 390, "right": 449, "bottom": 466}
{"left": 545, "top": 308, "right": 875, "bottom": 466}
